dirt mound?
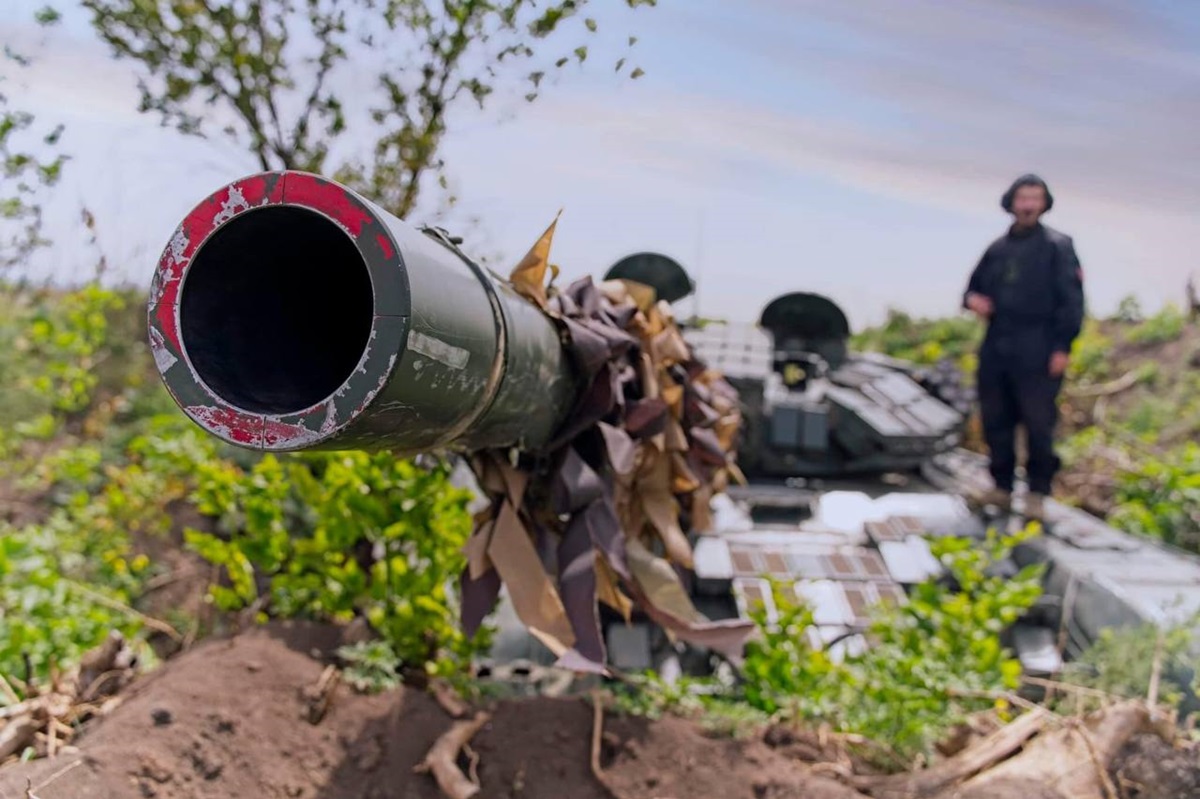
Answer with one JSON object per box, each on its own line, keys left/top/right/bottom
{"left": 600, "top": 716, "right": 863, "bottom": 799}
{"left": 1110, "top": 733, "right": 1200, "bottom": 799}
{"left": 0, "top": 625, "right": 859, "bottom": 799}
{"left": 4, "top": 624, "right": 1194, "bottom": 799}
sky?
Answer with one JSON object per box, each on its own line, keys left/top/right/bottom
{"left": 2, "top": 0, "right": 1198, "bottom": 328}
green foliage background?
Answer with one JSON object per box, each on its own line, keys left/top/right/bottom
{"left": 851, "top": 309, "right": 983, "bottom": 375}
{"left": 0, "top": 285, "right": 487, "bottom": 698}
{"left": 2, "top": 283, "right": 1195, "bottom": 746}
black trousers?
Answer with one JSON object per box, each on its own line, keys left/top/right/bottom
{"left": 977, "top": 352, "right": 1063, "bottom": 495}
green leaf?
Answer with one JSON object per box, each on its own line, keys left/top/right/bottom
{"left": 35, "top": 6, "right": 62, "bottom": 26}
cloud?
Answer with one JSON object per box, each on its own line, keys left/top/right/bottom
{"left": 0, "top": 21, "right": 144, "bottom": 126}
{"left": 473, "top": 78, "right": 1198, "bottom": 321}
{"left": 484, "top": 0, "right": 1199, "bottom": 318}
{"left": 4, "top": 0, "right": 1197, "bottom": 327}
{"left": 677, "top": 0, "right": 1200, "bottom": 209}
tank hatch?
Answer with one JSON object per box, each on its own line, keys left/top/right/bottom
{"left": 604, "top": 252, "right": 695, "bottom": 305}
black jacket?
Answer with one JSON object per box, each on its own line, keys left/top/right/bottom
{"left": 964, "top": 223, "right": 1085, "bottom": 363}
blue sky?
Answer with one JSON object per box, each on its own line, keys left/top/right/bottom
{"left": 2, "top": 0, "right": 1198, "bottom": 328}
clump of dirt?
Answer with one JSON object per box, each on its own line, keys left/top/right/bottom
{"left": 600, "top": 715, "right": 864, "bottom": 799}
{"left": 0, "top": 624, "right": 861, "bottom": 799}
{"left": 5, "top": 624, "right": 1195, "bottom": 799}
{"left": 1, "top": 623, "right": 448, "bottom": 799}
{"left": 1110, "top": 733, "right": 1200, "bottom": 799}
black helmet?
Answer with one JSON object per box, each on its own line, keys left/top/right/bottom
{"left": 1001, "top": 173, "right": 1054, "bottom": 213}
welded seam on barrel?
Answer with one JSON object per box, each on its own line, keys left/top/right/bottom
{"left": 422, "top": 231, "right": 508, "bottom": 450}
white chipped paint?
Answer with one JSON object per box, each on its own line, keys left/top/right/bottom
{"left": 148, "top": 326, "right": 178, "bottom": 373}
{"left": 167, "top": 226, "right": 188, "bottom": 266}
{"left": 270, "top": 420, "right": 325, "bottom": 446}
{"left": 320, "top": 401, "right": 338, "bottom": 434}
{"left": 213, "top": 186, "right": 250, "bottom": 226}
{"left": 357, "top": 354, "right": 398, "bottom": 411}
{"left": 407, "top": 331, "right": 469, "bottom": 370}
{"left": 147, "top": 273, "right": 162, "bottom": 313}
{"left": 149, "top": 225, "right": 189, "bottom": 315}
{"left": 336, "top": 327, "right": 378, "bottom": 398}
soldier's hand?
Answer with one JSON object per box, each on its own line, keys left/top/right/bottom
{"left": 965, "top": 292, "right": 993, "bottom": 318}
{"left": 1049, "top": 351, "right": 1070, "bottom": 377}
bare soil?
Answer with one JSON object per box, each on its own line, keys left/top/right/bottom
{"left": 1110, "top": 733, "right": 1200, "bottom": 799}
{"left": 3, "top": 626, "right": 1197, "bottom": 799}
{"left": 0, "top": 625, "right": 863, "bottom": 799}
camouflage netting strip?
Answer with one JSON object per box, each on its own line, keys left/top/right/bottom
{"left": 460, "top": 219, "right": 754, "bottom": 673}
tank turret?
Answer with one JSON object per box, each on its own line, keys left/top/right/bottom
{"left": 686, "top": 292, "right": 963, "bottom": 478}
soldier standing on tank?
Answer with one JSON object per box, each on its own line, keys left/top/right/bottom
{"left": 962, "top": 174, "right": 1085, "bottom": 521}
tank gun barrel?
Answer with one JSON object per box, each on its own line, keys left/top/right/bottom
{"left": 148, "top": 171, "right": 576, "bottom": 453}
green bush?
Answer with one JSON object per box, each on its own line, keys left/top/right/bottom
{"left": 1, "top": 284, "right": 496, "bottom": 692}
{"left": 1068, "top": 321, "right": 1113, "bottom": 382}
{"left": 0, "top": 285, "right": 130, "bottom": 465}
{"left": 0, "top": 522, "right": 146, "bottom": 695}
{"left": 15, "top": 285, "right": 124, "bottom": 415}
{"left": 1112, "top": 295, "right": 1144, "bottom": 324}
{"left": 639, "top": 528, "right": 1046, "bottom": 764}
{"left": 1059, "top": 619, "right": 1198, "bottom": 715}
{"left": 0, "top": 437, "right": 181, "bottom": 694}
{"left": 613, "top": 529, "right": 1043, "bottom": 764}
{"left": 0, "top": 286, "right": 182, "bottom": 693}
{"left": 337, "top": 640, "right": 404, "bottom": 694}
{"left": 3, "top": 402, "right": 492, "bottom": 690}
{"left": 184, "top": 452, "right": 491, "bottom": 678}
{"left": 1110, "top": 443, "right": 1200, "bottom": 554}
{"left": 1125, "top": 396, "right": 1175, "bottom": 440}
{"left": 851, "top": 309, "right": 984, "bottom": 372}
{"left": 740, "top": 585, "right": 840, "bottom": 719}
{"left": 1126, "top": 305, "right": 1186, "bottom": 346}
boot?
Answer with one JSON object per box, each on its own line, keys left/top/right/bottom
{"left": 969, "top": 487, "right": 1012, "bottom": 512}
{"left": 1024, "top": 493, "right": 1046, "bottom": 522}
